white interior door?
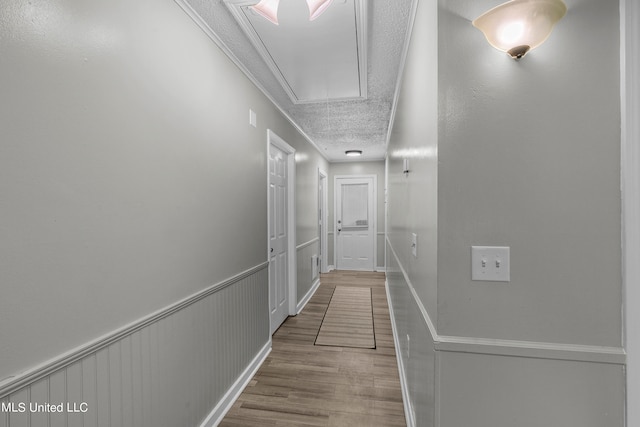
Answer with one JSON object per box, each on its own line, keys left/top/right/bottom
{"left": 268, "top": 143, "right": 289, "bottom": 334}
{"left": 335, "top": 176, "right": 375, "bottom": 271}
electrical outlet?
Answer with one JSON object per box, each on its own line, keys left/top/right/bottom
{"left": 406, "top": 334, "right": 411, "bottom": 359}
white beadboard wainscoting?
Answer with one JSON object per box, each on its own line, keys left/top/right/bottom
{"left": 385, "top": 238, "right": 626, "bottom": 427}
{"left": 296, "top": 238, "right": 321, "bottom": 313}
{"left": 0, "top": 263, "right": 269, "bottom": 427}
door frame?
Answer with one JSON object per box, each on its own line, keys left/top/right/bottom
{"left": 333, "top": 174, "right": 377, "bottom": 271}
{"left": 318, "top": 168, "right": 329, "bottom": 274}
{"left": 267, "top": 129, "right": 297, "bottom": 331}
{"left": 622, "top": 0, "right": 639, "bottom": 424}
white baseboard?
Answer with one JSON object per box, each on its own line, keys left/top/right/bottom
{"left": 385, "top": 280, "right": 416, "bottom": 427}
{"left": 200, "top": 340, "right": 272, "bottom": 427}
{"left": 297, "top": 278, "right": 320, "bottom": 314}
{"left": 328, "top": 265, "right": 335, "bottom": 272}
{"left": 375, "top": 267, "right": 387, "bottom": 272}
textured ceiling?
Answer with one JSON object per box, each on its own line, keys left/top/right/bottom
{"left": 183, "top": 0, "right": 414, "bottom": 161}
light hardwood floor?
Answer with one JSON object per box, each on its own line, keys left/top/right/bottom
{"left": 219, "top": 270, "right": 406, "bottom": 427}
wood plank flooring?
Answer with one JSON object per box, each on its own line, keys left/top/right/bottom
{"left": 219, "top": 271, "right": 406, "bottom": 427}
{"left": 315, "top": 286, "right": 375, "bottom": 349}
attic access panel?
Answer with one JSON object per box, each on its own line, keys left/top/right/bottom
{"left": 224, "top": 0, "right": 368, "bottom": 104}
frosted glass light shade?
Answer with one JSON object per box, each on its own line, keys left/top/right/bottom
{"left": 473, "top": 0, "right": 567, "bottom": 59}
{"left": 345, "top": 150, "right": 362, "bottom": 157}
{"left": 307, "top": 0, "right": 333, "bottom": 21}
{"left": 250, "top": 0, "right": 280, "bottom": 25}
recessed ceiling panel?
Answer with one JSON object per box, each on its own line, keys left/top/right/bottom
{"left": 225, "top": 0, "right": 367, "bottom": 104}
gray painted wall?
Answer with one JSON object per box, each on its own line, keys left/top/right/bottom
{"left": 292, "top": 146, "right": 329, "bottom": 303}
{"left": 328, "top": 161, "right": 386, "bottom": 270}
{"left": 0, "top": 0, "right": 326, "bottom": 421}
{"left": 437, "top": 0, "right": 621, "bottom": 347}
{"left": 386, "top": 0, "right": 625, "bottom": 425}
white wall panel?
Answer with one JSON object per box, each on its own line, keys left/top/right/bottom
{"left": 0, "top": 400, "right": 7, "bottom": 427}
{"left": 49, "top": 371, "right": 67, "bottom": 427}
{"left": 297, "top": 239, "right": 320, "bottom": 303}
{"left": 81, "top": 356, "right": 98, "bottom": 427}
{"left": 387, "top": 240, "right": 436, "bottom": 427}
{"left": 438, "top": 352, "right": 624, "bottom": 427}
{"left": 0, "top": 266, "right": 268, "bottom": 427}
{"left": 29, "top": 380, "right": 49, "bottom": 427}
{"left": 66, "top": 363, "right": 83, "bottom": 427}
{"left": 95, "top": 349, "right": 110, "bottom": 427}
{"left": 8, "top": 390, "right": 28, "bottom": 427}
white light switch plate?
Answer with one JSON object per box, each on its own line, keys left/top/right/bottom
{"left": 411, "top": 233, "right": 417, "bottom": 257}
{"left": 471, "top": 246, "right": 510, "bottom": 282}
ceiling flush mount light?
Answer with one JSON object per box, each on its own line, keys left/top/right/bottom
{"left": 345, "top": 150, "right": 362, "bottom": 157}
{"left": 250, "top": 0, "right": 333, "bottom": 25}
{"left": 473, "top": 0, "right": 567, "bottom": 59}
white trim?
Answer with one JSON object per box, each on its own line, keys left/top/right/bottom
{"left": 328, "top": 265, "right": 335, "bottom": 272}
{"left": 355, "top": 0, "right": 368, "bottom": 101}
{"left": 436, "top": 336, "right": 626, "bottom": 365}
{"left": 297, "top": 278, "right": 321, "bottom": 314}
{"left": 385, "top": 279, "right": 416, "bottom": 427}
{"left": 333, "top": 174, "right": 378, "bottom": 271}
{"left": 267, "top": 130, "right": 298, "bottom": 328}
{"left": 200, "top": 341, "right": 272, "bottom": 427}
{"left": 622, "top": 0, "right": 640, "bottom": 424}
{"left": 172, "top": 0, "right": 329, "bottom": 162}
{"left": 318, "top": 168, "right": 329, "bottom": 273}
{"left": 375, "top": 267, "right": 387, "bottom": 273}
{"left": 223, "top": 0, "right": 368, "bottom": 105}
{"left": 384, "top": 0, "right": 421, "bottom": 153}
{"left": 296, "top": 237, "right": 319, "bottom": 251}
{"left": 330, "top": 157, "right": 386, "bottom": 163}
{"left": 0, "top": 262, "right": 269, "bottom": 397}
{"left": 384, "top": 157, "right": 388, "bottom": 271}
{"left": 434, "top": 350, "right": 441, "bottom": 427}
{"left": 386, "top": 236, "right": 626, "bottom": 365}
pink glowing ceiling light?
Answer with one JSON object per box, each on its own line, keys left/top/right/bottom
{"left": 250, "top": 0, "right": 280, "bottom": 25}
{"left": 307, "top": 0, "right": 333, "bottom": 21}
{"left": 251, "top": 0, "right": 333, "bottom": 25}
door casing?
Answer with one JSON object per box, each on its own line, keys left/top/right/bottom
{"left": 333, "top": 174, "right": 377, "bottom": 271}
{"left": 318, "top": 168, "right": 328, "bottom": 274}
{"left": 267, "top": 130, "right": 296, "bottom": 334}
{"left": 622, "top": 0, "right": 640, "bottom": 424}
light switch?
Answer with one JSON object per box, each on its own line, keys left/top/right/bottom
{"left": 249, "top": 109, "right": 257, "bottom": 127}
{"left": 411, "top": 233, "right": 417, "bottom": 257}
{"left": 471, "top": 246, "right": 510, "bottom": 282}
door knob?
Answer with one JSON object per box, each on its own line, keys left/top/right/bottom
{"left": 270, "top": 248, "right": 274, "bottom": 253}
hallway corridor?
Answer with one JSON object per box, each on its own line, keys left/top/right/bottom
{"left": 220, "top": 271, "right": 406, "bottom": 426}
